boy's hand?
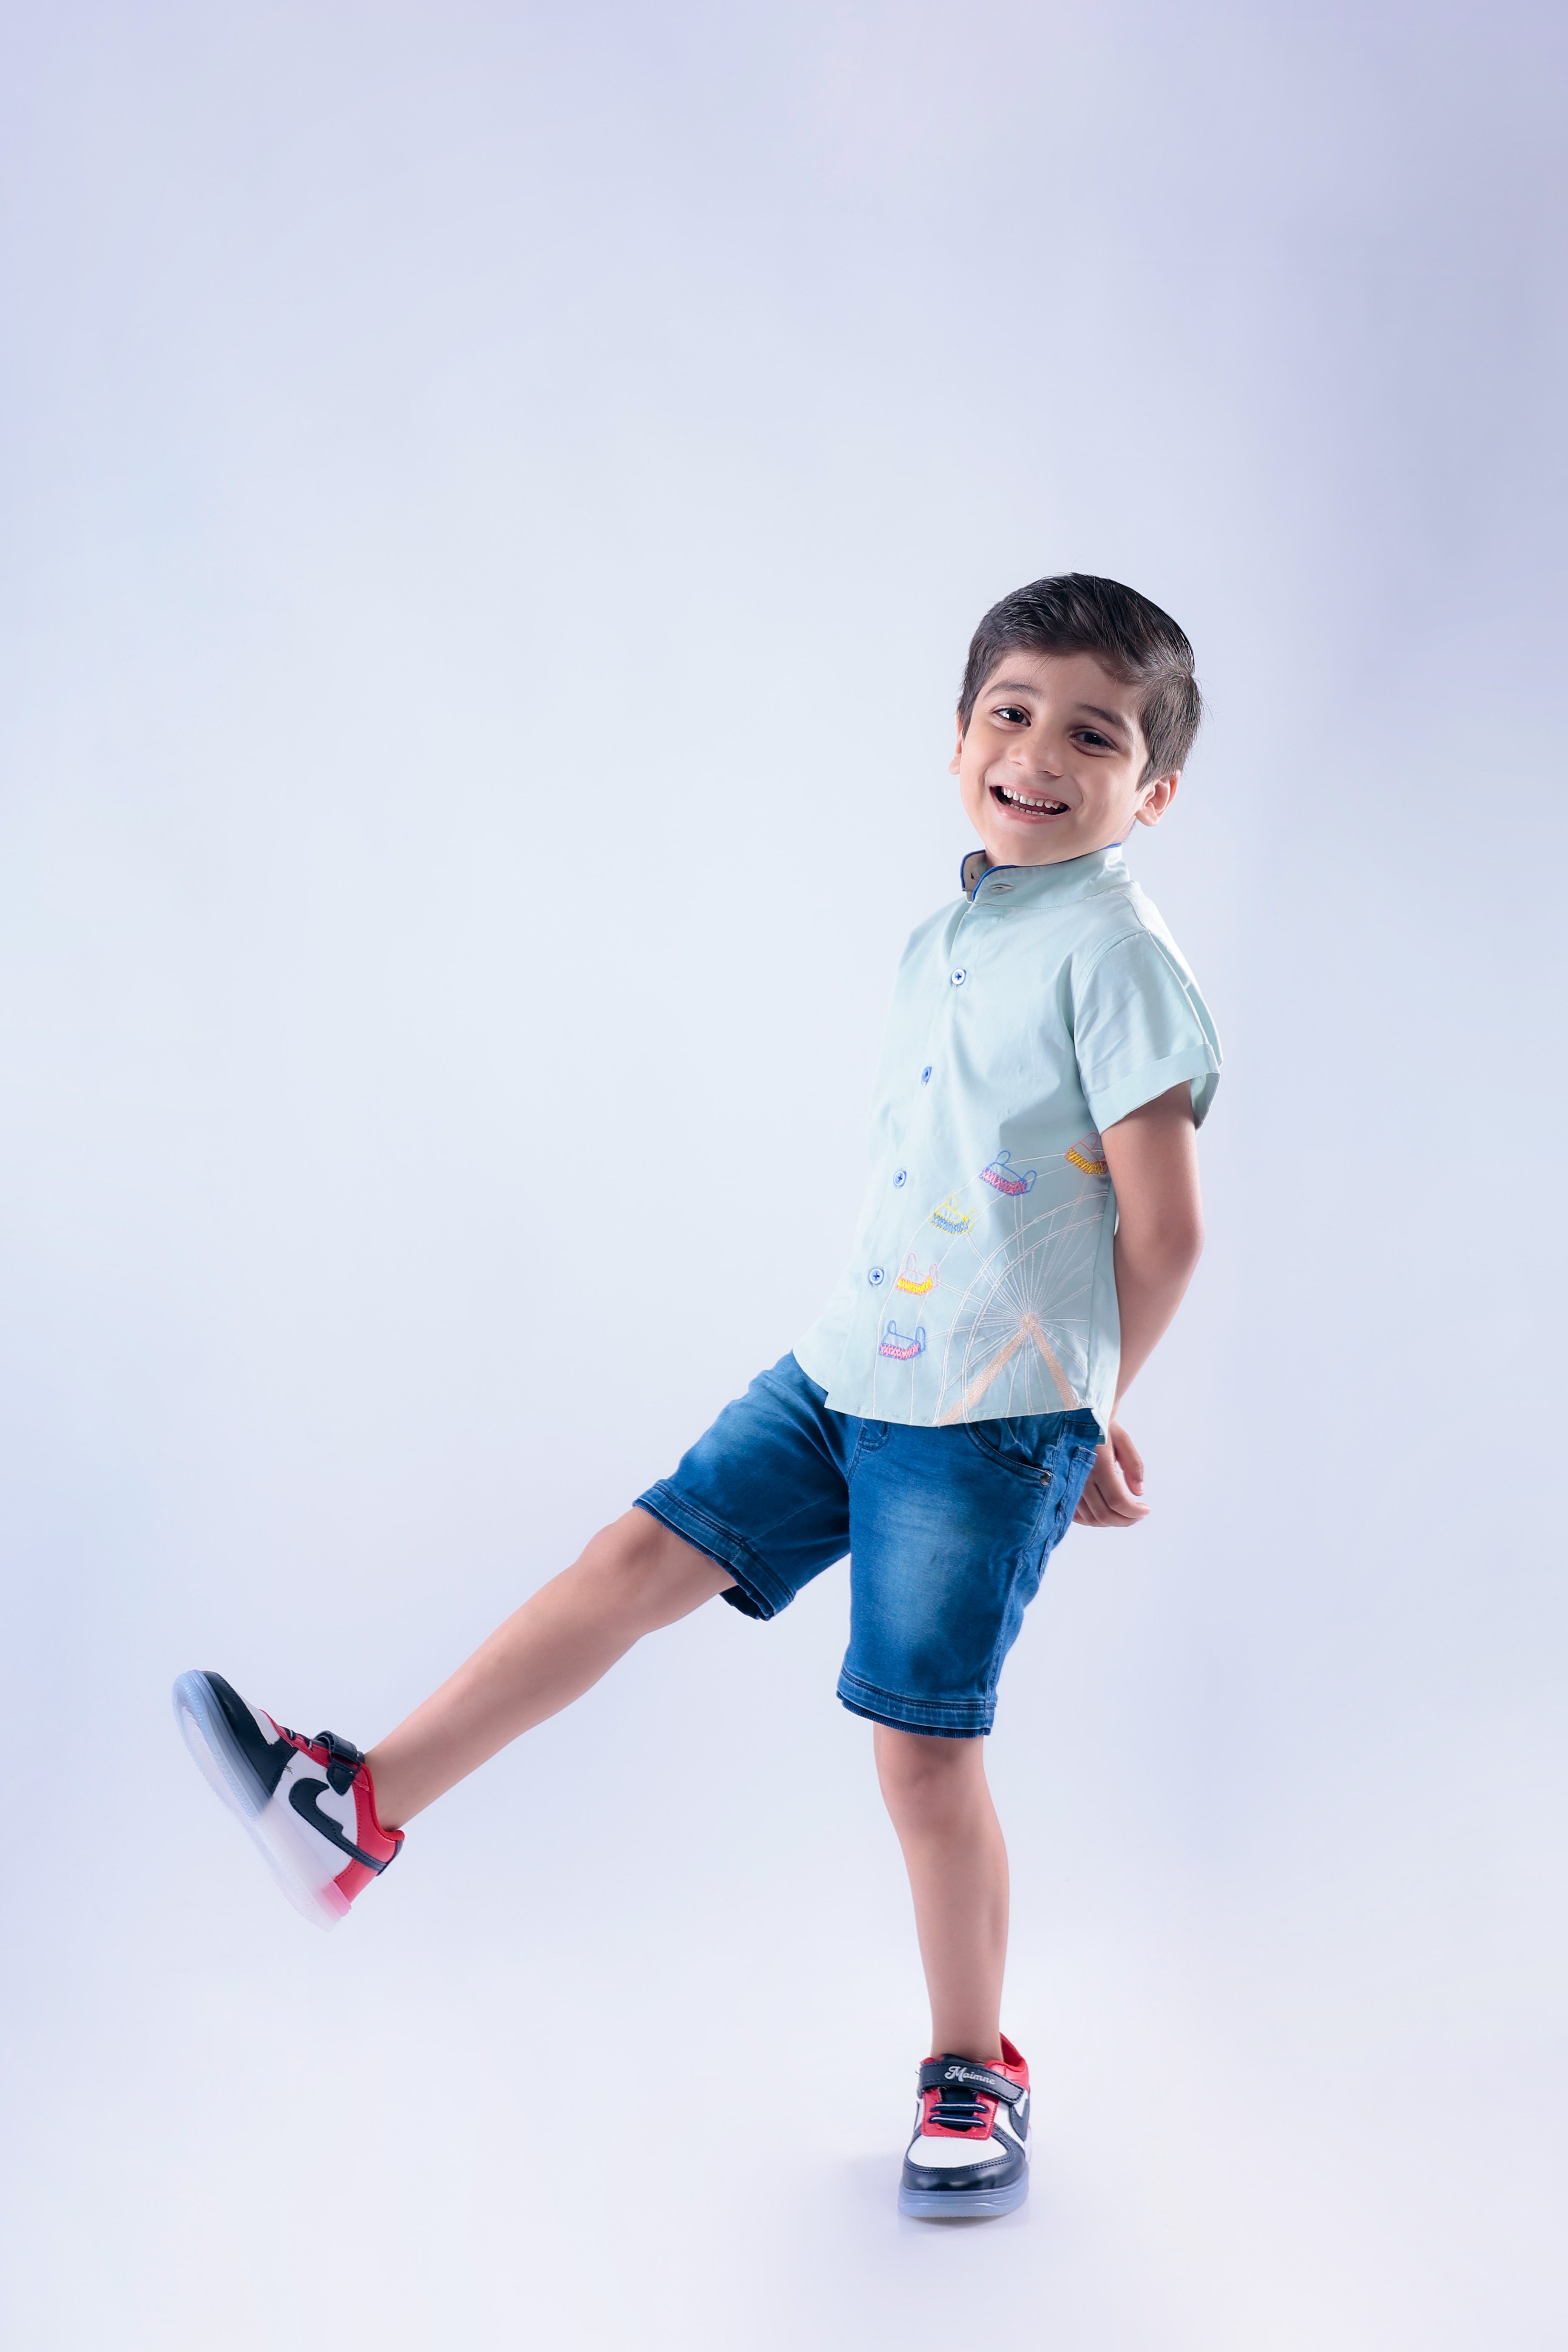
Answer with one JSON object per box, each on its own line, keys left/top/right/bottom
{"left": 1073, "top": 1420, "right": 1150, "bottom": 1528}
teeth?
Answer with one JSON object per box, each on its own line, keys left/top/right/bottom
{"left": 998, "top": 786, "right": 1066, "bottom": 812}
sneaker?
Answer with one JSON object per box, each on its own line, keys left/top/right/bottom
{"left": 898, "top": 2036, "right": 1031, "bottom": 2218}
{"left": 173, "top": 1669, "right": 403, "bottom": 1929}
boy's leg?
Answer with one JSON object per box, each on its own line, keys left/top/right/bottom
{"left": 874, "top": 1724, "right": 1009, "bottom": 2062}
{"left": 366, "top": 1509, "right": 733, "bottom": 1828}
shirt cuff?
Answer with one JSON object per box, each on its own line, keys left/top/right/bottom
{"left": 1086, "top": 1047, "right": 1220, "bottom": 1135}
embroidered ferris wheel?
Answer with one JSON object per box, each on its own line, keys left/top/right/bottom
{"left": 937, "top": 1189, "right": 1105, "bottom": 1420}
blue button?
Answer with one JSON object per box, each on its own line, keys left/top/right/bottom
{"left": 921, "top": 1065, "right": 933, "bottom": 1083}
{"left": 893, "top": 1170, "right": 907, "bottom": 1188}
{"left": 951, "top": 967, "right": 967, "bottom": 986}
{"left": 867, "top": 1265, "right": 885, "bottom": 1286}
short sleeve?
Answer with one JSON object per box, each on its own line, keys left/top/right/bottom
{"left": 1071, "top": 928, "right": 1222, "bottom": 1133}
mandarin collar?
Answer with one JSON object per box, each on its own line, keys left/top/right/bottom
{"left": 960, "top": 843, "right": 1129, "bottom": 904}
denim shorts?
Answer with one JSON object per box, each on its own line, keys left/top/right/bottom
{"left": 635, "top": 1352, "right": 1100, "bottom": 1736}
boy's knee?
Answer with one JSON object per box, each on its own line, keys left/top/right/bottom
{"left": 578, "top": 1508, "right": 727, "bottom": 1628}
{"left": 875, "top": 1725, "right": 983, "bottom": 1822}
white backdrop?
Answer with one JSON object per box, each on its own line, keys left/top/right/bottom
{"left": 2, "top": 3, "right": 1565, "bottom": 2346}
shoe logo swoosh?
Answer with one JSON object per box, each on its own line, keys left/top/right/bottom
{"left": 288, "top": 1776, "right": 386, "bottom": 1870}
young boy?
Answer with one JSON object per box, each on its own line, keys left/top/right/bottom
{"left": 174, "top": 573, "right": 1219, "bottom": 2221}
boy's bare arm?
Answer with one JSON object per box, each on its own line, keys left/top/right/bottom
{"left": 1074, "top": 1082, "right": 1204, "bottom": 1528}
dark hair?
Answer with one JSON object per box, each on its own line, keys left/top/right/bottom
{"left": 958, "top": 573, "right": 1202, "bottom": 779}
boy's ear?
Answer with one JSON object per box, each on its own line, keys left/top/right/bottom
{"left": 949, "top": 715, "right": 964, "bottom": 776}
{"left": 1135, "top": 771, "right": 1180, "bottom": 827}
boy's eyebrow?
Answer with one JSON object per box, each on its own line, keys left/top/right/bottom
{"left": 1073, "top": 702, "right": 1135, "bottom": 736}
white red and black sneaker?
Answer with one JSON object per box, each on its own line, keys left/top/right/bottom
{"left": 173, "top": 1669, "right": 403, "bottom": 1929}
{"left": 898, "top": 2036, "right": 1031, "bottom": 2218}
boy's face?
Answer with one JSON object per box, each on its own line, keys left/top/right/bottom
{"left": 951, "top": 648, "right": 1179, "bottom": 867}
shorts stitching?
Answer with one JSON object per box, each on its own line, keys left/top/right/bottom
{"left": 837, "top": 1668, "right": 994, "bottom": 1736}
{"left": 848, "top": 1421, "right": 890, "bottom": 1472}
{"left": 633, "top": 1489, "right": 791, "bottom": 1619}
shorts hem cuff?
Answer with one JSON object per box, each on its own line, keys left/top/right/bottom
{"left": 633, "top": 1487, "right": 793, "bottom": 1621}
{"left": 835, "top": 1670, "right": 993, "bottom": 1737}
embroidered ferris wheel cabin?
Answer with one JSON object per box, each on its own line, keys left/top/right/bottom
{"left": 793, "top": 844, "right": 1220, "bottom": 1435}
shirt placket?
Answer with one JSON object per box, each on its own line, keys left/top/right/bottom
{"left": 866, "top": 908, "right": 983, "bottom": 1298}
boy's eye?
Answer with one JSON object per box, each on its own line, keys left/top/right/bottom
{"left": 992, "top": 704, "right": 1029, "bottom": 724}
{"left": 1072, "top": 729, "right": 1113, "bottom": 749}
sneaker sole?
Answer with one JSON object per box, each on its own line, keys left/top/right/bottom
{"left": 898, "top": 2172, "right": 1028, "bottom": 2219}
{"left": 172, "top": 1670, "right": 349, "bottom": 1931}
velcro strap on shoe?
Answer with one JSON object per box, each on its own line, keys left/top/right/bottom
{"left": 918, "top": 2059, "right": 1023, "bottom": 2104}
{"left": 315, "top": 1728, "right": 366, "bottom": 1795}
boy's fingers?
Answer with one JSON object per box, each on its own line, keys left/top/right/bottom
{"left": 1109, "top": 1422, "right": 1146, "bottom": 1490}
{"left": 1088, "top": 1461, "right": 1120, "bottom": 1522}
{"left": 1077, "top": 1498, "right": 1146, "bottom": 1527}
{"left": 1074, "top": 1447, "right": 1150, "bottom": 1528}
{"left": 1073, "top": 1468, "right": 1111, "bottom": 1525}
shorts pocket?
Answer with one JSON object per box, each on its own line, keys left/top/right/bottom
{"left": 962, "top": 1419, "right": 1054, "bottom": 1486}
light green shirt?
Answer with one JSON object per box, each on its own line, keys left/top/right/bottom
{"left": 795, "top": 844, "right": 1220, "bottom": 1434}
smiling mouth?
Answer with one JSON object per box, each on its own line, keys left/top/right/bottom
{"left": 991, "top": 783, "right": 1069, "bottom": 817}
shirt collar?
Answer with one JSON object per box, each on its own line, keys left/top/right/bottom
{"left": 960, "top": 843, "right": 1130, "bottom": 903}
